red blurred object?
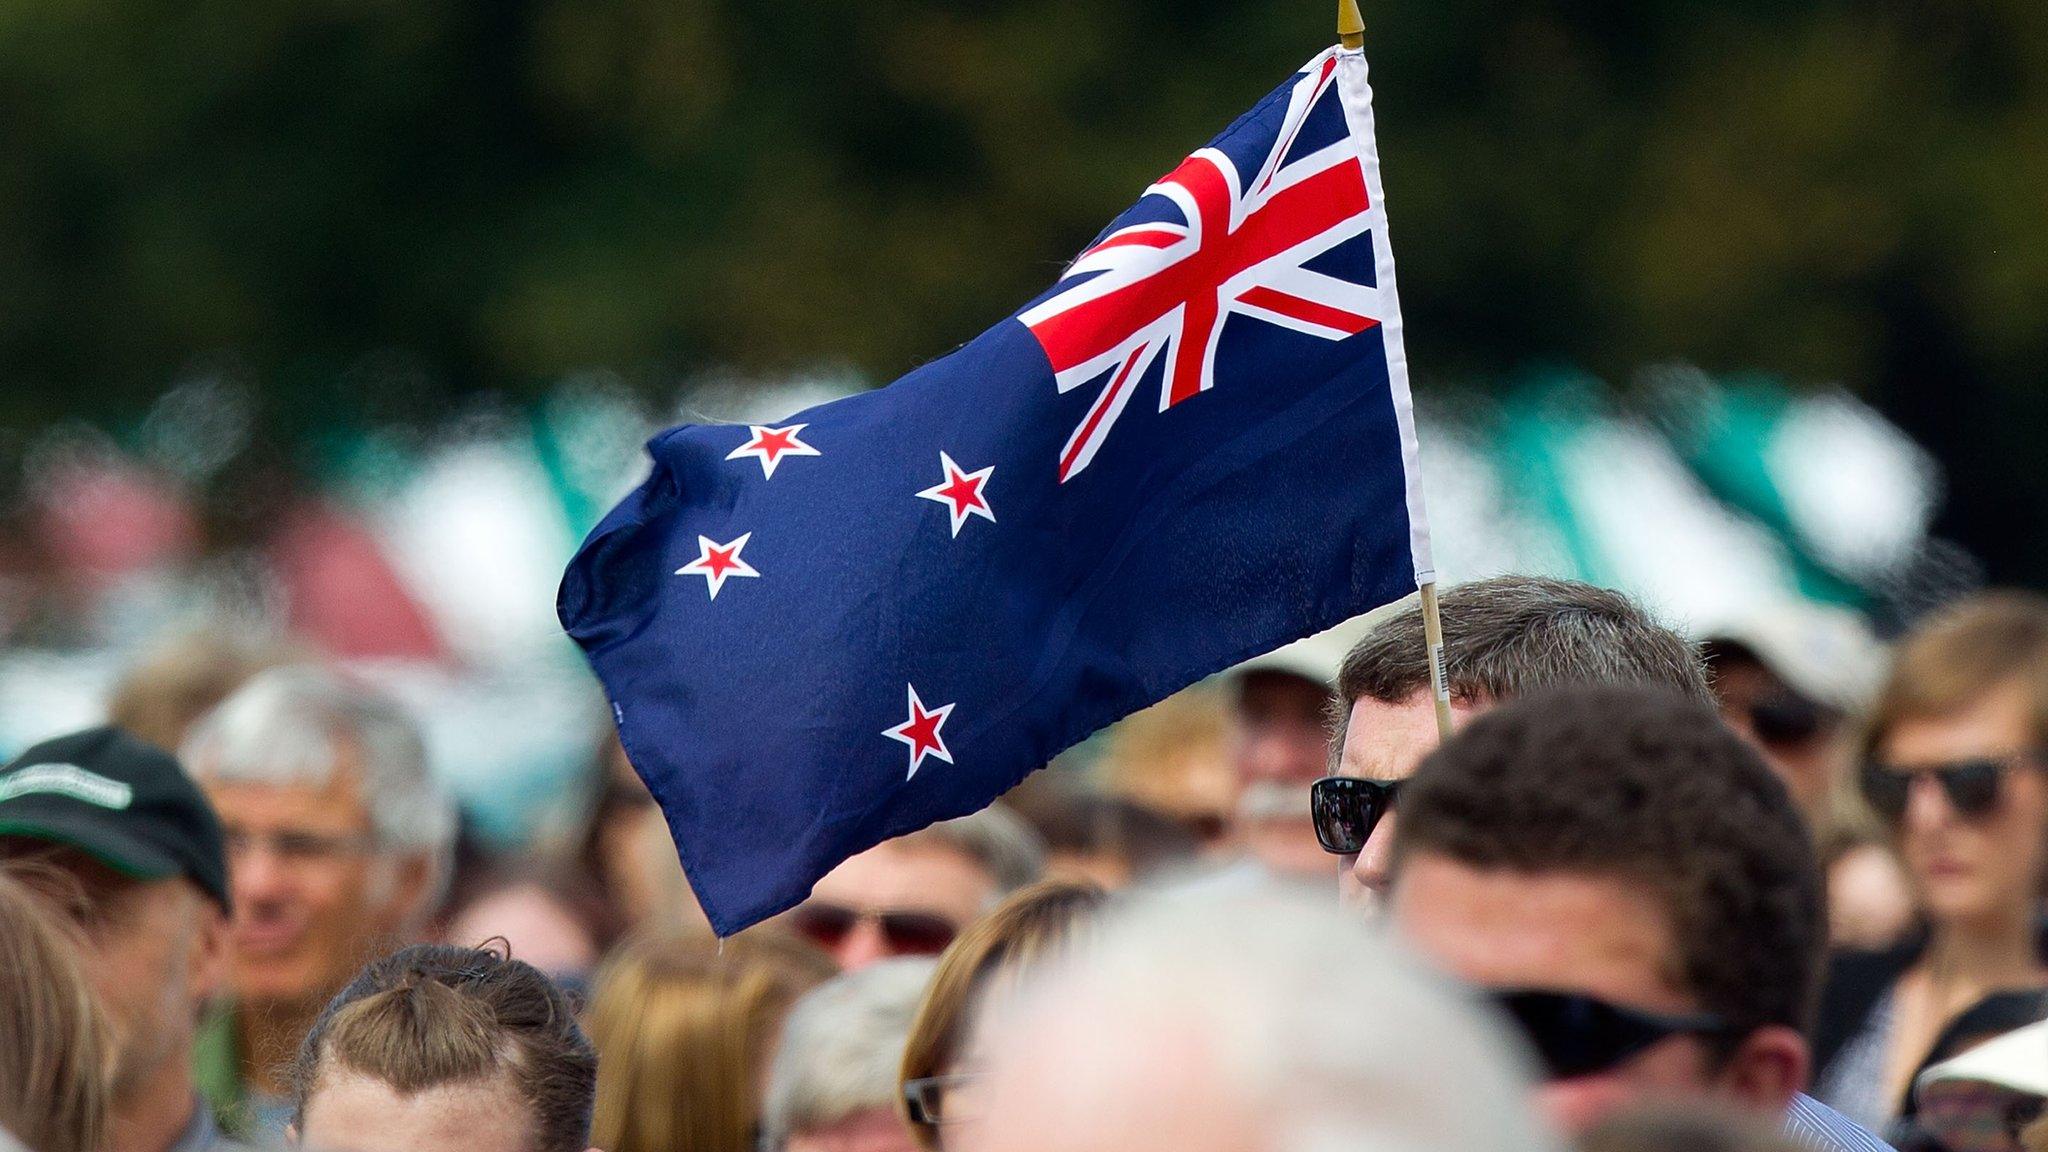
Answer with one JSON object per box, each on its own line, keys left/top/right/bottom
{"left": 35, "top": 458, "right": 199, "bottom": 577}
{"left": 272, "top": 502, "right": 446, "bottom": 662}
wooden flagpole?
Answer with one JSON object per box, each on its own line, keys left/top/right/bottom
{"left": 1340, "top": 0, "right": 1452, "bottom": 742}
{"left": 1418, "top": 581, "right": 1455, "bottom": 740}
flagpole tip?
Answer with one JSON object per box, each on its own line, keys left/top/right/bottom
{"left": 1338, "top": 0, "right": 1365, "bottom": 48}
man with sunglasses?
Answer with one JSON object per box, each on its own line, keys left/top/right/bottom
{"left": 782, "top": 804, "right": 1045, "bottom": 969}
{"left": 1311, "top": 576, "right": 1712, "bottom": 910}
{"left": 1387, "top": 683, "right": 1892, "bottom": 1150}
{"left": 1703, "top": 606, "right": 1913, "bottom": 952}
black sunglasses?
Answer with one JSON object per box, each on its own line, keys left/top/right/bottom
{"left": 1310, "top": 776, "right": 1402, "bottom": 855}
{"left": 788, "top": 901, "right": 959, "bottom": 956}
{"left": 1747, "top": 691, "right": 1829, "bottom": 748}
{"left": 1492, "top": 989, "right": 1732, "bottom": 1081}
{"left": 1859, "top": 753, "right": 2041, "bottom": 823}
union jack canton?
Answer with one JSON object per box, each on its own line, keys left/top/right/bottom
{"left": 1024, "top": 51, "right": 1389, "bottom": 482}
{"left": 559, "top": 45, "right": 1435, "bottom": 935}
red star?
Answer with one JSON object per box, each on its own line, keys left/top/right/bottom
{"left": 675, "top": 532, "right": 760, "bottom": 600}
{"left": 915, "top": 452, "right": 997, "bottom": 537}
{"left": 883, "top": 684, "right": 955, "bottom": 780}
{"left": 725, "top": 423, "right": 820, "bottom": 479}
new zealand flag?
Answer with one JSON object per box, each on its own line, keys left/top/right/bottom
{"left": 559, "top": 45, "right": 1434, "bottom": 935}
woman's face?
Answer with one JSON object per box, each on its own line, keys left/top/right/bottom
{"left": 1880, "top": 684, "right": 2048, "bottom": 928}
{"left": 926, "top": 1001, "right": 1004, "bottom": 1150}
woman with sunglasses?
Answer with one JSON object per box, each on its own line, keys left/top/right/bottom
{"left": 898, "top": 880, "right": 1106, "bottom": 1149}
{"left": 1814, "top": 592, "right": 2048, "bottom": 1133}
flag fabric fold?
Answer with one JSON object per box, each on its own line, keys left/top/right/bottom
{"left": 560, "top": 45, "right": 1433, "bottom": 935}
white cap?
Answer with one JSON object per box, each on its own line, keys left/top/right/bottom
{"left": 1699, "top": 600, "right": 1887, "bottom": 715}
{"left": 1917, "top": 1017, "right": 2048, "bottom": 1097}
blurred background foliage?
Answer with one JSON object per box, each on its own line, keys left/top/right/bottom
{"left": 0, "top": 0, "right": 2044, "bottom": 576}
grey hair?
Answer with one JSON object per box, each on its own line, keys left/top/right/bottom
{"left": 905, "top": 804, "right": 1046, "bottom": 898}
{"left": 1333, "top": 575, "right": 1711, "bottom": 755}
{"left": 180, "top": 665, "right": 456, "bottom": 860}
{"left": 974, "top": 883, "right": 1556, "bottom": 1152}
{"left": 760, "top": 958, "right": 936, "bottom": 1149}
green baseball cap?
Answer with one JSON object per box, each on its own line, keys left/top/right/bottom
{"left": 0, "top": 726, "right": 231, "bottom": 912}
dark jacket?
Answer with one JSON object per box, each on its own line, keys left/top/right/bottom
{"left": 1814, "top": 920, "right": 2048, "bottom": 1092}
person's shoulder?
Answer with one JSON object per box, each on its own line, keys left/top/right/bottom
{"left": 1814, "top": 934, "right": 1925, "bottom": 1072}
{"left": 1784, "top": 1093, "right": 1898, "bottom": 1152}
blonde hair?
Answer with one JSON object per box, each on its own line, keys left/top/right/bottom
{"left": 1101, "top": 689, "right": 1234, "bottom": 831}
{"left": 1862, "top": 591, "right": 2048, "bottom": 765}
{"left": 0, "top": 869, "right": 108, "bottom": 1152}
{"left": 898, "top": 880, "right": 1106, "bottom": 1150}
{"left": 587, "top": 928, "right": 836, "bottom": 1152}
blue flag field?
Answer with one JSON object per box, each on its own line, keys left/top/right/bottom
{"left": 559, "top": 44, "right": 1435, "bottom": 935}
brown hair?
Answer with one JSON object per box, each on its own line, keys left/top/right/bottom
{"left": 1334, "top": 576, "right": 1711, "bottom": 755}
{"left": 107, "top": 629, "right": 297, "bottom": 752}
{"left": 1006, "top": 786, "right": 1199, "bottom": 882}
{"left": 1860, "top": 591, "right": 2048, "bottom": 766}
{"left": 1395, "top": 686, "right": 1824, "bottom": 1040}
{"left": 585, "top": 928, "right": 836, "bottom": 1152}
{"left": 0, "top": 868, "right": 108, "bottom": 1152}
{"left": 436, "top": 855, "right": 624, "bottom": 957}
{"left": 899, "top": 880, "right": 1107, "bottom": 1149}
{"left": 290, "top": 943, "right": 597, "bottom": 1152}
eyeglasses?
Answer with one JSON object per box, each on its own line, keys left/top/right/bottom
{"left": 1491, "top": 989, "right": 1732, "bottom": 1081}
{"left": 1309, "top": 776, "right": 1402, "bottom": 855}
{"left": 788, "top": 901, "right": 959, "bottom": 956}
{"left": 1859, "top": 752, "right": 2043, "bottom": 823}
{"left": 222, "top": 828, "right": 376, "bottom": 865}
{"left": 903, "top": 1073, "right": 985, "bottom": 1127}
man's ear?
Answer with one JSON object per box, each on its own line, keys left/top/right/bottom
{"left": 190, "top": 898, "right": 232, "bottom": 1004}
{"left": 1711, "top": 1024, "right": 1809, "bottom": 1115}
{"left": 387, "top": 853, "right": 438, "bottom": 931}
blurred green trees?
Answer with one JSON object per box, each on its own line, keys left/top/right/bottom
{"left": 1, "top": 1, "right": 2044, "bottom": 567}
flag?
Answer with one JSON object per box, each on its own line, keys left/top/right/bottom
{"left": 559, "top": 44, "right": 1434, "bottom": 935}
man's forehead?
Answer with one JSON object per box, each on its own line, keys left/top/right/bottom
{"left": 0, "top": 841, "right": 193, "bottom": 917}
{"left": 205, "top": 768, "right": 370, "bottom": 821}
{"left": 1337, "top": 692, "right": 1486, "bottom": 779}
{"left": 815, "top": 837, "right": 989, "bottom": 896}
{"left": 1392, "top": 855, "right": 1690, "bottom": 1006}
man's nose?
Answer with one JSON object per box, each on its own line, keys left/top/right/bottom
{"left": 833, "top": 917, "right": 892, "bottom": 971}
{"left": 231, "top": 843, "right": 292, "bottom": 907}
{"left": 1242, "top": 726, "right": 1324, "bottom": 782}
{"left": 1240, "top": 728, "right": 1292, "bottom": 781}
{"left": 1351, "top": 809, "right": 1402, "bottom": 896}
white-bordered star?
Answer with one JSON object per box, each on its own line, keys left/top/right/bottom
{"left": 915, "top": 452, "right": 996, "bottom": 537}
{"left": 725, "top": 424, "right": 820, "bottom": 479}
{"left": 675, "top": 533, "right": 760, "bottom": 600}
{"left": 883, "top": 683, "right": 955, "bottom": 780}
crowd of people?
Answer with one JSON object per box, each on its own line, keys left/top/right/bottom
{"left": 6, "top": 574, "right": 2048, "bottom": 1152}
